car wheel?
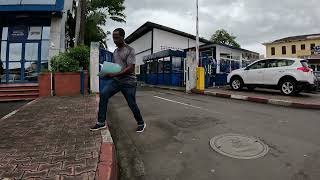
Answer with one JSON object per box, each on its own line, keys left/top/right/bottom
{"left": 280, "top": 79, "right": 296, "bottom": 96}
{"left": 247, "top": 86, "right": 256, "bottom": 91}
{"left": 230, "top": 77, "right": 243, "bottom": 91}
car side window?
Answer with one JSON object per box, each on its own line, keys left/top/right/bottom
{"left": 278, "top": 60, "right": 294, "bottom": 67}
{"left": 266, "top": 59, "right": 278, "bottom": 68}
{"left": 248, "top": 60, "right": 267, "bottom": 70}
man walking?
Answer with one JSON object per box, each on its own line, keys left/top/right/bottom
{"left": 90, "top": 28, "right": 146, "bottom": 133}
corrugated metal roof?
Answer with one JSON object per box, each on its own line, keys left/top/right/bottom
{"left": 266, "top": 33, "right": 320, "bottom": 44}
{"left": 125, "top": 21, "right": 211, "bottom": 44}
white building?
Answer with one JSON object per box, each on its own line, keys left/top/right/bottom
{"left": 125, "top": 22, "right": 210, "bottom": 74}
{"left": 126, "top": 22, "right": 259, "bottom": 75}
{"left": 0, "top": 0, "right": 74, "bottom": 84}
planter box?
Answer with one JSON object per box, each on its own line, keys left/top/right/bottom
{"left": 54, "top": 72, "right": 81, "bottom": 96}
{"left": 38, "top": 73, "right": 52, "bottom": 97}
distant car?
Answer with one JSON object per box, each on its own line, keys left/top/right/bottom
{"left": 227, "top": 58, "right": 316, "bottom": 96}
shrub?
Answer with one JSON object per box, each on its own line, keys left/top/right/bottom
{"left": 50, "top": 53, "right": 80, "bottom": 72}
{"left": 67, "top": 45, "right": 90, "bottom": 70}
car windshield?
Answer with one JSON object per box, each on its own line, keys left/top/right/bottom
{"left": 300, "top": 60, "right": 309, "bottom": 68}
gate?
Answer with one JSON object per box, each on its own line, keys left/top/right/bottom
{"left": 99, "top": 48, "right": 113, "bottom": 92}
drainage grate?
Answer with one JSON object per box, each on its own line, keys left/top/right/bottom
{"left": 210, "top": 134, "right": 269, "bottom": 160}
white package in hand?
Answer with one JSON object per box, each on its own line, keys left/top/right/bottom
{"left": 98, "top": 62, "right": 122, "bottom": 76}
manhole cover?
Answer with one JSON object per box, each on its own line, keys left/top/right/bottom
{"left": 210, "top": 134, "right": 269, "bottom": 160}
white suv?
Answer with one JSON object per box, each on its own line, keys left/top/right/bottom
{"left": 227, "top": 58, "right": 316, "bottom": 95}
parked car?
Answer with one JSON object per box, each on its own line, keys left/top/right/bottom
{"left": 227, "top": 58, "right": 316, "bottom": 96}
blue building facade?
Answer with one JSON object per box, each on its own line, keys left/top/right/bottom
{"left": 0, "top": 0, "right": 73, "bottom": 84}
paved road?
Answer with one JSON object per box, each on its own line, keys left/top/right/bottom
{"left": 107, "top": 87, "right": 320, "bottom": 180}
{"left": 0, "top": 101, "right": 29, "bottom": 119}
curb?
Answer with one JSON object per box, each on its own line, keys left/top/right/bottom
{"left": 141, "top": 84, "right": 320, "bottom": 110}
{"left": 140, "top": 84, "right": 185, "bottom": 92}
{"left": 200, "top": 90, "right": 320, "bottom": 110}
{"left": 95, "top": 94, "right": 118, "bottom": 180}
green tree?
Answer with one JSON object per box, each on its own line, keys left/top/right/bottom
{"left": 67, "top": 45, "right": 90, "bottom": 70}
{"left": 68, "top": 0, "right": 126, "bottom": 47}
{"left": 85, "top": 0, "right": 126, "bottom": 46}
{"left": 210, "top": 29, "right": 241, "bottom": 48}
{"left": 89, "top": 0, "right": 126, "bottom": 22}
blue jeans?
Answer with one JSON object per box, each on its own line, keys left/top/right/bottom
{"left": 98, "top": 79, "right": 144, "bottom": 125}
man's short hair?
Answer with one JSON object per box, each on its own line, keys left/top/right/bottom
{"left": 114, "top": 28, "right": 125, "bottom": 38}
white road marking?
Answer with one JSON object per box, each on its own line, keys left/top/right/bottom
{"left": 0, "top": 110, "right": 18, "bottom": 121}
{"left": 153, "top": 95, "right": 204, "bottom": 110}
{"left": 0, "top": 99, "right": 38, "bottom": 121}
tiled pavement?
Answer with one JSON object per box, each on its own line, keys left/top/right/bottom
{"left": 0, "top": 96, "right": 102, "bottom": 180}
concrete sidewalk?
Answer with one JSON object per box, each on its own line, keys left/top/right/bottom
{"left": 0, "top": 96, "right": 102, "bottom": 179}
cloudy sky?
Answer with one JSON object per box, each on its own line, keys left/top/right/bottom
{"left": 103, "top": 0, "right": 319, "bottom": 55}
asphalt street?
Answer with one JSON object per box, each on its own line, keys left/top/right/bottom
{"left": 0, "top": 101, "right": 29, "bottom": 119}
{"left": 107, "top": 87, "right": 320, "bottom": 180}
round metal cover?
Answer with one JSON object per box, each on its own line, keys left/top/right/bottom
{"left": 210, "top": 133, "right": 269, "bottom": 160}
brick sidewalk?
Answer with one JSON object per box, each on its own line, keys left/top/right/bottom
{"left": 0, "top": 96, "right": 101, "bottom": 180}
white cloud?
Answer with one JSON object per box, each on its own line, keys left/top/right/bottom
{"left": 104, "top": 0, "right": 319, "bottom": 55}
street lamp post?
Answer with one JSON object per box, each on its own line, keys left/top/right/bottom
{"left": 196, "top": 0, "right": 200, "bottom": 66}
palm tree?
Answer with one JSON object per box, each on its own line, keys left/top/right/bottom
{"left": 72, "top": 0, "right": 126, "bottom": 47}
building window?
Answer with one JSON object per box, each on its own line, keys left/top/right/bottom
{"left": 42, "top": 26, "right": 51, "bottom": 39}
{"left": 301, "top": 44, "right": 305, "bottom": 50}
{"left": 28, "top": 27, "right": 42, "bottom": 40}
{"left": 40, "top": 26, "right": 50, "bottom": 70}
{"left": 271, "top": 47, "right": 275, "bottom": 56}
{"left": 311, "top": 43, "right": 315, "bottom": 51}
{"left": 1, "top": 41, "right": 7, "bottom": 61}
{"left": 282, "top": 46, "right": 286, "bottom": 55}
{"left": 2, "top": 27, "right": 8, "bottom": 40}
{"left": 292, "top": 45, "right": 296, "bottom": 54}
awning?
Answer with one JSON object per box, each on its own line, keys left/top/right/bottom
{"left": 0, "top": 0, "right": 64, "bottom": 12}
{"left": 143, "top": 50, "right": 186, "bottom": 62}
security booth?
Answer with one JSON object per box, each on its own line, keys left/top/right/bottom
{"left": 186, "top": 43, "right": 259, "bottom": 88}
{"left": 143, "top": 50, "right": 186, "bottom": 87}
{"left": 0, "top": 0, "right": 71, "bottom": 84}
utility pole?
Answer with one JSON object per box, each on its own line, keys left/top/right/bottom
{"left": 75, "top": 0, "right": 86, "bottom": 45}
{"left": 196, "top": 0, "right": 200, "bottom": 66}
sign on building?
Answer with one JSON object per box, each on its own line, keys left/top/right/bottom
{"left": 313, "top": 46, "right": 320, "bottom": 54}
